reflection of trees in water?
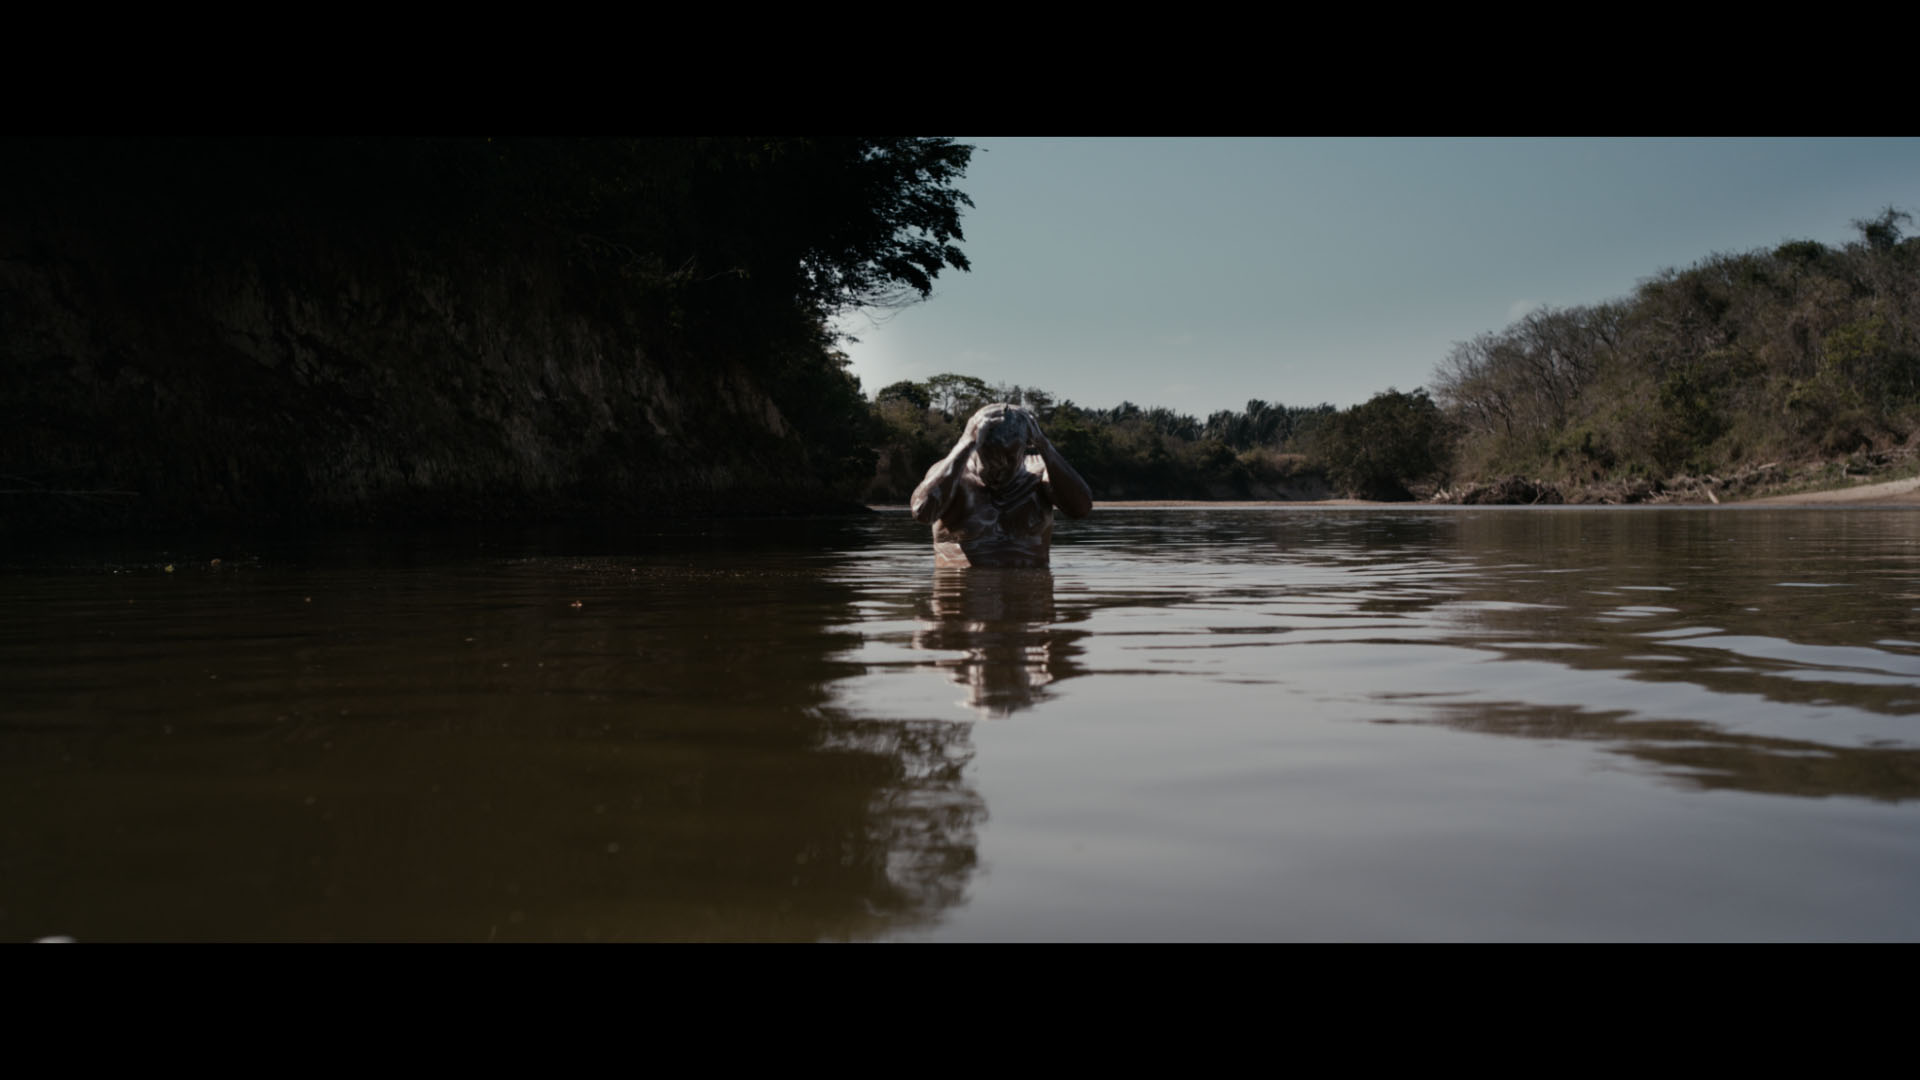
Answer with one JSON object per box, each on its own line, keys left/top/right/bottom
{"left": 1429, "top": 701, "right": 1920, "bottom": 801}
{"left": 911, "top": 569, "right": 1086, "bottom": 718}
{"left": 0, "top": 545, "right": 987, "bottom": 941}
{"left": 1410, "top": 512, "right": 1920, "bottom": 800}
{"left": 1066, "top": 510, "right": 1920, "bottom": 802}
{"left": 814, "top": 717, "right": 983, "bottom": 919}
{"left": 436, "top": 561, "right": 989, "bottom": 940}
{"left": 1437, "top": 512, "right": 1920, "bottom": 691}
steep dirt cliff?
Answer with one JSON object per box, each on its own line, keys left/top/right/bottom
{"left": 1, "top": 227, "right": 869, "bottom": 535}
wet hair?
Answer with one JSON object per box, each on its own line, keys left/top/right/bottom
{"left": 974, "top": 404, "right": 1034, "bottom": 449}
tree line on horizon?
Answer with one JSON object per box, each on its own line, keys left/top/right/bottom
{"left": 862, "top": 371, "right": 1440, "bottom": 501}
{"left": 862, "top": 208, "right": 1920, "bottom": 503}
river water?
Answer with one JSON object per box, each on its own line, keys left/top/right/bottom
{"left": 5, "top": 507, "right": 1920, "bottom": 941}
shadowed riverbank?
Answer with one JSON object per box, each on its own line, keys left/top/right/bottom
{"left": 1, "top": 138, "right": 967, "bottom": 536}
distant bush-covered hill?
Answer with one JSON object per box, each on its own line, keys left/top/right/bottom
{"left": 1431, "top": 208, "right": 1920, "bottom": 498}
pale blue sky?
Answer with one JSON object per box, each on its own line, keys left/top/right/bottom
{"left": 836, "top": 137, "right": 1920, "bottom": 417}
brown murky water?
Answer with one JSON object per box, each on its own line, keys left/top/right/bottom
{"left": 5, "top": 508, "right": 1920, "bottom": 940}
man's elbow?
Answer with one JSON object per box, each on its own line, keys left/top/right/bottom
{"left": 1052, "top": 484, "right": 1092, "bottom": 519}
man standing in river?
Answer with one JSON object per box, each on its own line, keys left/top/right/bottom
{"left": 910, "top": 403, "right": 1093, "bottom": 568}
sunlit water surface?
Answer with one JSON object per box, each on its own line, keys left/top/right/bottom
{"left": 6, "top": 508, "right": 1920, "bottom": 940}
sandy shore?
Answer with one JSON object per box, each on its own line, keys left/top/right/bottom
{"left": 1106, "top": 480, "right": 1920, "bottom": 507}
{"left": 1089, "top": 499, "right": 1384, "bottom": 508}
{"left": 869, "top": 499, "right": 1386, "bottom": 511}
{"left": 872, "top": 479, "right": 1920, "bottom": 512}
{"left": 1740, "top": 475, "right": 1920, "bottom": 505}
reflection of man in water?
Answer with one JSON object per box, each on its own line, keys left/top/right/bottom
{"left": 915, "top": 568, "right": 1082, "bottom": 717}
{"left": 910, "top": 403, "right": 1093, "bottom": 568}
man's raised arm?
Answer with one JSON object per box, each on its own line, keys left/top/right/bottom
{"left": 1034, "top": 427, "right": 1092, "bottom": 519}
{"left": 910, "top": 434, "right": 976, "bottom": 524}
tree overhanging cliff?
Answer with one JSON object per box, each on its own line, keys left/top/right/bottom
{"left": 0, "top": 137, "right": 972, "bottom": 534}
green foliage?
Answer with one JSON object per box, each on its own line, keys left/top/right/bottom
{"left": 426, "top": 136, "right": 975, "bottom": 319}
{"left": 1652, "top": 366, "right": 1729, "bottom": 472}
{"left": 1313, "top": 389, "right": 1451, "bottom": 499}
{"left": 0, "top": 137, "right": 976, "bottom": 520}
{"left": 875, "top": 380, "right": 932, "bottom": 410}
{"left": 859, "top": 379, "right": 1341, "bottom": 502}
{"left": 2, "top": 137, "right": 974, "bottom": 325}
{"left": 1854, "top": 207, "right": 1912, "bottom": 252}
{"left": 1041, "top": 407, "right": 1112, "bottom": 474}
{"left": 1775, "top": 239, "right": 1829, "bottom": 265}
{"left": 1433, "top": 207, "right": 1920, "bottom": 488}
{"left": 924, "top": 373, "right": 993, "bottom": 418}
